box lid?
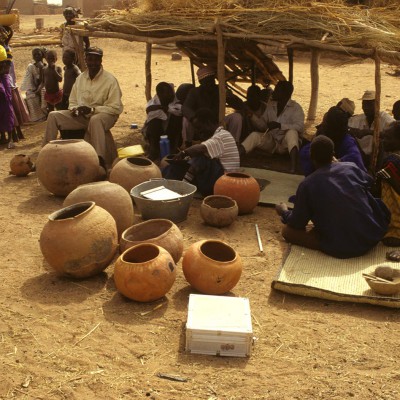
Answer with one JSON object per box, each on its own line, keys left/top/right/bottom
{"left": 187, "top": 294, "right": 252, "bottom": 334}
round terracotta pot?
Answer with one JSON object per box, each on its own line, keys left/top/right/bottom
{"left": 120, "top": 219, "right": 183, "bottom": 262}
{"left": 63, "top": 181, "right": 134, "bottom": 238}
{"left": 214, "top": 172, "right": 260, "bottom": 215}
{"left": 109, "top": 156, "right": 161, "bottom": 193}
{"left": 9, "top": 154, "right": 34, "bottom": 177}
{"left": 40, "top": 201, "right": 118, "bottom": 279}
{"left": 182, "top": 240, "right": 242, "bottom": 295}
{"left": 36, "top": 139, "right": 100, "bottom": 197}
{"left": 200, "top": 195, "right": 238, "bottom": 227}
{"left": 114, "top": 243, "right": 176, "bottom": 302}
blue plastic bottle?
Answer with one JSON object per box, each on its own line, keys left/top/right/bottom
{"left": 160, "top": 135, "right": 170, "bottom": 159}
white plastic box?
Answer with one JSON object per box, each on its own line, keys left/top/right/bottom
{"left": 185, "top": 294, "right": 253, "bottom": 357}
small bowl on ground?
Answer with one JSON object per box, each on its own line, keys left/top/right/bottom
{"left": 200, "top": 195, "right": 238, "bottom": 227}
{"left": 364, "top": 274, "right": 400, "bottom": 296}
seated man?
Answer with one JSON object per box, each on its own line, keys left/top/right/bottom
{"left": 348, "top": 90, "right": 394, "bottom": 165}
{"left": 142, "top": 82, "right": 183, "bottom": 161}
{"left": 162, "top": 107, "right": 240, "bottom": 196}
{"left": 239, "top": 80, "right": 305, "bottom": 173}
{"left": 43, "top": 46, "right": 123, "bottom": 168}
{"left": 300, "top": 105, "right": 366, "bottom": 176}
{"left": 276, "top": 135, "right": 390, "bottom": 259}
{"left": 182, "top": 66, "right": 243, "bottom": 145}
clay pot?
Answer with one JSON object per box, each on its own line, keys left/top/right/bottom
{"left": 200, "top": 195, "right": 238, "bottom": 227}
{"left": 36, "top": 139, "right": 100, "bottom": 197}
{"left": 182, "top": 240, "right": 242, "bottom": 295}
{"left": 214, "top": 172, "right": 260, "bottom": 215}
{"left": 9, "top": 154, "right": 34, "bottom": 177}
{"left": 120, "top": 219, "right": 183, "bottom": 262}
{"left": 109, "top": 156, "right": 161, "bottom": 193}
{"left": 114, "top": 243, "right": 176, "bottom": 302}
{"left": 63, "top": 181, "right": 134, "bottom": 238}
{"left": 40, "top": 201, "right": 118, "bottom": 279}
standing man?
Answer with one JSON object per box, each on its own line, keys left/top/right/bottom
{"left": 239, "top": 80, "right": 305, "bottom": 173}
{"left": 276, "top": 136, "right": 390, "bottom": 259}
{"left": 43, "top": 46, "right": 123, "bottom": 168}
{"left": 348, "top": 90, "right": 394, "bottom": 164}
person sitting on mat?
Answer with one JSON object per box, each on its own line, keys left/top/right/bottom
{"left": 162, "top": 107, "right": 239, "bottom": 197}
{"left": 275, "top": 135, "right": 390, "bottom": 259}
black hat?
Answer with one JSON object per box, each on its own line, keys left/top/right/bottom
{"left": 85, "top": 46, "right": 103, "bottom": 57}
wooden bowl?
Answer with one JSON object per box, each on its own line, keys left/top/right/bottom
{"left": 0, "top": 14, "right": 17, "bottom": 26}
{"left": 364, "top": 275, "right": 400, "bottom": 295}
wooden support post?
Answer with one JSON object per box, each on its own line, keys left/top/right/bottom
{"left": 145, "top": 43, "right": 152, "bottom": 102}
{"left": 215, "top": 20, "right": 226, "bottom": 125}
{"left": 287, "top": 47, "right": 294, "bottom": 83}
{"left": 307, "top": 49, "right": 320, "bottom": 121}
{"left": 190, "top": 59, "right": 196, "bottom": 86}
{"left": 370, "top": 51, "right": 381, "bottom": 174}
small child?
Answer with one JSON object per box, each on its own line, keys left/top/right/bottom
{"left": 37, "top": 50, "right": 63, "bottom": 112}
{"left": 20, "top": 47, "right": 47, "bottom": 122}
{"left": 59, "top": 49, "right": 80, "bottom": 110}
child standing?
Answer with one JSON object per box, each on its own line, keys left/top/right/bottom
{"left": 20, "top": 47, "right": 47, "bottom": 122}
{"left": 59, "top": 49, "right": 80, "bottom": 110}
{"left": 37, "top": 50, "right": 63, "bottom": 112}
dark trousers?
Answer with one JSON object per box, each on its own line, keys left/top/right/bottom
{"left": 146, "top": 115, "right": 183, "bottom": 160}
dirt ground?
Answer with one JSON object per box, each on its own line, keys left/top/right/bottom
{"left": 2, "top": 14, "right": 400, "bottom": 400}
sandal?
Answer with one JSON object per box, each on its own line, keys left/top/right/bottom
{"left": 386, "top": 250, "right": 400, "bottom": 262}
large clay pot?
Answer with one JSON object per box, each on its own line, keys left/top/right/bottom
{"left": 200, "top": 195, "right": 238, "bottom": 227}
{"left": 109, "top": 156, "right": 161, "bottom": 193}
{"left": 214, "top": 172, "right": 260, "bottom": 215}
{"left": 9, "top": 154, "right": 34, "bottom": 177}
{"left": 114, "top": 243, "right": 176, "bottom": 302}
{"left": 40, "top": 201, "right": 118, "bottom": 279}
{"left": 63, "top": 181, "right": 134, "bottom": 238}
{"left": 36, "top": 139, "right": 100, "bottom": 197}
{"left": 120, "top": 219, "right": 183, "bottom": 262}
{"left": 182, "top": 240, "right": 242, "bottom": 295}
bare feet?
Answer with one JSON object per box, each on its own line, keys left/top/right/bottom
{"left": 275, "top": 202, "right": 288, "bottom": 216}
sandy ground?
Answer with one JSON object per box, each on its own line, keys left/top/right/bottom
{"left": 1, "top": 14, "right": 400, "bottom": 400}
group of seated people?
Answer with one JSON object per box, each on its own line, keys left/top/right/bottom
{"left": 37, "top": 45, "right": 400, "bottom": 260}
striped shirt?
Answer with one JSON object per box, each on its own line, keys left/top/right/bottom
{"left": 203, "top": 127, "right": 240, "bottom": 172}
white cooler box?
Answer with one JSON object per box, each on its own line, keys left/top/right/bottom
{"left": 185, "top": 294, "right": 253, "bottom": 357}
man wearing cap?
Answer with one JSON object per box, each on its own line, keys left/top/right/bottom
{"left": 182, "top": 65, "right": 243, "bottom": 144}
{"left": 348, "top": 90, "right": 394, "bottom": 162}
{"left": 0, "top": 45, "right": 14, "bottom": 144}
{"left": 43, "top": 46, "right": 123, "bottom": 168}
{"left": 300, "top": 104, "right": 366, "bottom": 176}
{"left": 239, "top": 80, "right": 304, "bottom": 173}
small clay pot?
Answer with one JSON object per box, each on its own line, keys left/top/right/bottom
{"left": 182, "top": 240, "right": 242, "bottom": 295}
{"left": 36, "top": 139, "right": 100, "bottom": 196}
{"left": 109, "top": 156, "right": 161, "bottom": 193}
{"left": 120, "top": 219, "right": 183, "bottom": 262}
{"left": 114, "top": 243, "right": 176, "bottom": 302}
{"left": 200, "top": 195, "right": 238, "bottom": 227}
{"left": 40, "top": 201, "right": 118, "bottom": 279}
{"left": 63, "top": 181, "right": 134, "bottom": 238}
{"left": 9, "top": 154, "right": 34, "bottom": 177}
{"left": 214, "top": 172, "right": 260, "bottom": 215}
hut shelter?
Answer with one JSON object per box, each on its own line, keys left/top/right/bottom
{"left": 70, "top": 1, "right": 400, "bottom": 170}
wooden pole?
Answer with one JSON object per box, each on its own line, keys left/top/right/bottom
{"left": 215, "top": 20, "right": 226, "bottom": 125}
{"left": 370, "top": 51, "right": 381, "bottom": 174}
{"left": 145, "top": 43, "right": 152, "bottom": 102}
{"left": 307, "top": 49, "right": 320, "bottom": 121}
{"left": 190, "top": 59, "right": 196, "bottom": 86}
{"left": 287, "top": 47, "right": 294, "bottom": 83}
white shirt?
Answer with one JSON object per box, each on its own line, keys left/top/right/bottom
{"left": 69, "top": 67, "right": 123, "bottom": 116}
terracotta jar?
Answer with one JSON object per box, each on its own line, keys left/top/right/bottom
{"left": 182, "top": 240, "right": 242, "bottom": 295}
{"left": 63, "top": 181, "right": 134, "bottom": 238}
{"left": 9, "top": 154, "right": 34, "bottom": 177}
{"left": 200, "top": 195, "right": 238, "bottom": 227}
{"left": 109, "top": 156, "right": 161, "bottom": 193}
{"left": 214, "top": 172, "right": 260, "bottom": 215}
{"left": 114, "top": 243, "right": 176, "bottom": 302}
{"left": 36, "top": 139, "right": 100, "bottom": 197}
{"left": 120, "top": 219, "right": 183, "bottom": 262}
{"left": 40, "top": 201, "right": 118, "bottom": 279}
